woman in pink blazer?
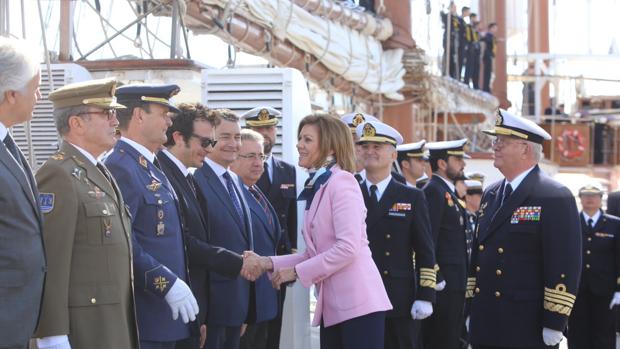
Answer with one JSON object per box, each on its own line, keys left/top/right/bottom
{"left": 262, "top": 113, "right": 392, "bottom": 349}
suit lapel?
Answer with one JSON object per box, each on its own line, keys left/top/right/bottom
{"left": 201, "top": 163, "right": 245, "bottom": 233}
{"left": 0, "top": 142, "right": 39, "bottom": 217}
{"left": 592, "top": 210, "right": 606, "bottom": 232}
{"left": 481, "top": 167, "right": 540, "bottom": 241}
{"left": 245, "top": 189, "right": 277, "bottom": 243}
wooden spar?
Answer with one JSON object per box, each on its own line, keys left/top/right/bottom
{"left": 185, "top": 1, "right": 377, "bottom": 100}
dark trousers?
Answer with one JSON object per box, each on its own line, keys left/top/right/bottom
{"left": 266, "top": 287, "right": 286, "bottom": 348}
{"left": 567, "top": 288, "right": 615, "bottom": 349}
{"left": 385, "top": 316, "right": 418, "bottom": 349}
{"left": 482, "top": 57, "right": 493, "bottom": 92}
{"left": 175, "top": 336, "right": 200, "bottom": 349}
{"left": 140, "top": 341, "right": 178, "bottom": 349}
{"left": 320, "top": 311, "right": 386, "bottom": 349}
{"left": 474, "top": 345, "right": 558, "bottom": 349}
{"left": 458, "top": 45, "right": 468, "bottom": 82}
{"left": 206, "top": 325, "right": 242, "bottom": 349}
{"left": 240, "top": 321, "right": 269, "bottom": 349}
{"left": 423, "top": 290, "right": 465, "bottom": 349}
{"left": 465, "top": 50, "right": 480, "bottom": 89}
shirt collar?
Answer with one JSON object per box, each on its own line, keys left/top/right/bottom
{"left": 67, "top": 142, "right": 98, "bottom": 166}
{"left": 356, "top": 169, "right": 367, "bottom": 181}
{"left": 582, "top": 210, "right": 602, "bottom": 226}
{"left": 435, "top": 174, "right": 456, "bottom": 193}
{"left": 204, "top": 156, "right": 229, "bottom": 178}
{"left": 120, "top": 137, "right": 155, "bottom": 163}
{"left": 506, "top": 165, "right": 536, "bottom": 192}
{"left": 0, "top": 121, "right": 7, "bottom": 142}
{"left": 161, "top": 149, "right": 189, "bottom": 177}
{"left": 406, "top": 181, "right": 416, "bottom": 188}
{"left": 365, "top": 174, "right": 392, "bottom": 199}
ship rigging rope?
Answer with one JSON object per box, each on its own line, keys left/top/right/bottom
{"left": 200, "top": 0, "right": 405, "bottom": 100}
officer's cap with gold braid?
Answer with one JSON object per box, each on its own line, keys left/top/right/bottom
{"left": 48, "top": 78, "right": 126, "bottom": 110}
{"left": 355, "top": 120, "right": 403, "bottom": 146}
{"left": 426, "top": 138, "right": 471, "bottom": 159}
{"left": 466, "top": 171, "right": 485, "bottom": 185}
{"left": 341, "top": 112, "right": 379, "bottom": 133}
{"left": 397, "top": 140, "right": 426, "bottom": 158}
{"left": 483, "top": 109, "right": 551, "bottom": 144}
{"left": 241, "top": 106, "right": 280, "bottom": 127}
{"left": 115, "top": 83, "right": 181, "bottom": 113}
{"left": 579, "top": 183, "right": 603, "bottom": 196}
{"left": 465, "top": 180, "right": 483, "bottom": 195}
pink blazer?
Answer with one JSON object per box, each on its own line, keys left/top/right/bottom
{"left": 271, "top": 166, "right": 392, "bottom": 327}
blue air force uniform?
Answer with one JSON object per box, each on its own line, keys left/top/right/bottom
{"left": 467, "top": 110, "right": 581, "bottom": 348}
{"left": 105, "top": 84, "right": 191, "bottom": 344}
{"left": 567, "top": 186, "right": 620, "bottom": 349}
{"left": 356, "top": 121, "right": 437, "bottom": 349}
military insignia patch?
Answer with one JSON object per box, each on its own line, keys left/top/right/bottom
{"left": 39, "top": 193, "right": 55, "bottom": 214}
{"left": 146, "top": 180, "right": 162, "bottom": 192}
{"left": 87, "top": 186, "right": 106, "bottom": 199}
{"left": 154, "top": 276, "right": 169, "bottom": 292}
{"left": 71, "top": 168, "right": 82, "bottom": 179}
{"left": 478, "top": 202, "right": 488, "bottom": 217}
{"left": 389, "top": 202, "right": 412, "bottom": 212}
{"left": 139, "top": 156, "right": 148, "bottom": 168}
{"left": 156, "top": 222, "right": 165, "bottom": 236}
{"left": 363, "top": 123, "right": 376, "bottom": 137}
{"left": 280, "top": 183, "right": 295, "bottom": 189}
{"left": 510, "top": 206, "right": 542, "bottom": 224}
{"left": 445, "top": 192, "right": 454, "bottom": 207}
{"left": 51, "top": 152, "right": 64, "bottom": 160}
{"left": 258, "top": 108, "right": 270, "bottom": 121}
{"left": 352, "top": 113, "right": 365, "bottom": 126}
{"left": 595, "top": 232, "right": 614, "bottom": 238}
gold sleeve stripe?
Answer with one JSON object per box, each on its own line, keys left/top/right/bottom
{"left": 420, "top": 280, "right": 436, "bottom": 288}
{"left": 543, "top": 295, "right": 574, "bottom": 308}
{"left": 544, "top": 285, "right": 576, "bottom": 301}
{"left": 434, "top": 264, "right": 440, "bottom": 272}
{"left": 543, "top": 300, "right": 572, "bottom": 316}
{"left": 617, "top": 277, "right": 620, "bottom": 285}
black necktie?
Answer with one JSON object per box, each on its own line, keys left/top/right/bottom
{"left": 354, "top": 173, "right": 363, "bottom": 183}
{"left": 3, "top": 134, "right": 21, "bottom": 164}
{"left": 223, "top": 171, "right": 245, "bottom": 222}
{"left": 369, "top": 184, "right": 379, "bottom": 206}
{"left": 153, "top": 156, "right": 162, "bottom": 170}
{"left": 502, "top": 183, "right": 513, "bottom": 205}
{"left": 257, "top": 161, "right": 271, "bottom": 193}
{"left": 186, "top": 173, "right": 197, "bottom": 197}
{"left": 588, "top": 218, "right": 594, "bottom": 230}
{"left": 96, "top": 162, "right": 111, "bottom": 182}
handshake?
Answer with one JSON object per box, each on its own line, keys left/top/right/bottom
{"left": 239, "top": 251, "right": 272, "bottom": 281}
{"left": 239, "top": 251, "right": 298, "bottom": 289}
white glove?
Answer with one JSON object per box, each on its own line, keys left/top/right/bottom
{"left": 610, "top": 291, "right": 620, "bottom": 309}
{"left": 465, "top": 316, "right": 470, "bottom": 332}
{"left": 542, "top": 327, "right": 563, "bottom": 346}
{"left": 435, "top": 280, "right": 446, "bottom": 291}
{"left": 37, "top": 335, "right": 71, "bottom": 349}
{"left": 164, "top": 278, "right": 199, "bottom": 323}
{"left": 410, "top": 300, "right": 433, "bottom": 320}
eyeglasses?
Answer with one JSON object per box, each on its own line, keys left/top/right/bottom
{"left": 76, "top": 109, "right": 117, "bottom": 121}
{"left": 491, "top": 137, "right": 528, "bottom": 147}
{"left": 191, "top": 134, "right": 217, "bottom": 148}
{"left": 238, "top": 153, "right": 267, "bottom": 161}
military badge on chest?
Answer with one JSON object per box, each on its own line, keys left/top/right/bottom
{"left": 388, "top": 202, "right": 412, "bottom": 217}
{"left": 478, "top": 202, "right": 488, "bottom": 218}
{"left": 445, "top": 192, "right": 454, "bottom": 207}
{"left": 511, "top": 206, "right": 541, "bottom": 224}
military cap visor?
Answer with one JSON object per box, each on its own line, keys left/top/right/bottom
{"left": 397, "top": 140, "right": 426, "bottom": 158}
{"left": 355, "top": 121, "right": 403, "bottom": 146}
{"left": 242, "top": 106, "right": 280, "bottom": 127}
{"left": 341, "top": 112, "right": 379, "bottom": 132}
{"left": 115, "top": 84, "right": 181, "bottom": 113}
{"left": 48, "top": 78, "right": 126, "bottom": 110}
{"left": 426, "top": 138, "right": 471, "bottom": 159}
{"left": 483, "top": 109, "right": 551, "bottom": 144}
{"left": 579, "top": 185, "right": 603, "bottom": 196}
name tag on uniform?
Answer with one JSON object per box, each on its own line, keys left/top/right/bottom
{"left": 595, "top": 232, "right": 614, "bottom": 238}
{"left": 511, "top": 206, "right": 541, "bottom": 224}
{"left": 280, "top": 183, "right": 295, "bottom": 189}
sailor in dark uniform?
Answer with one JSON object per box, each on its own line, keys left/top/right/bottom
{"left": 340, "top": 112, "right": 380, "bottom": 183}
{"left": 467, "top": 109, "right": 581, "bottom": 349}
{"left": 356, "top": 120, "right": 436, "bottom": 349}
{"left": 567, "top": 184, "right": 620, "bottom": 349}
{"left": 421, "top": 138, "right": 470, "bottom": 349}
{"left": 395, "top": 140, "right": 427, "bottom": 189}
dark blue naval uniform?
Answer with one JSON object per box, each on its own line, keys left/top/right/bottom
{"left": 467, "top": 166, "right": 581, "bottom": 348}
{"left": 105, "top": 139, "right": 190, "bottom": 343}
{"left": 422, "top": 175, "right": 468, "bottom": 349}
{"left": 567, "top": 210, "right": 620, "bottom": 349}
{"left": 362, "top": 178, "right": 436, "bottom": 348}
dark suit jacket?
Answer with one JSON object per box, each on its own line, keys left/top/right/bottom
{"left": 256, "top": 156, "right": 296, "bottom": 253}
{"left": 362, "top": 178, "right": 436, "bottom": 318}
{"left": 423, "top": 175, "right": 468, "bottom": 292}
{"left": 158, "top": 151, "right": 243, "bottom": 332}
{"left": 243, "top": 185, "right": 280, "bottom": 323}
{"left": 468, "top": 166, "right": 581, "bottom": 347}
{"left": 579, "top": 210, "right": 620, "bottom": 296}
{"left": 193, "top": 161, "right": 252, "bottom": 326}
{"left": 0, "top": 136, "right": 46, "bottom": 348}
{"left": 607, "top": 191, "right": 620, "bottom": 217}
